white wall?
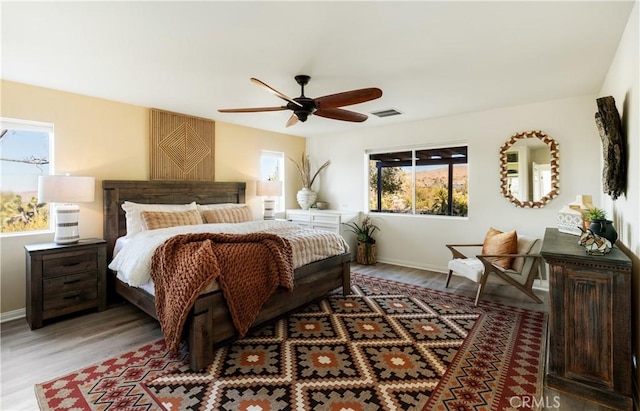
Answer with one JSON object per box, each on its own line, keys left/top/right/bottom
{"left": 598, "top": 1, "right": 640, "bottom": 396}
{"left": 308, "top": 95, "right": 603, "bottom": 273}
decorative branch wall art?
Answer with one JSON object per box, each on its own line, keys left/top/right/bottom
{"left": 594, "top": 96, "right": 626, "bottom": 200}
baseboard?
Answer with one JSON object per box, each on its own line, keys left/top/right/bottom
{"left": 0, "top": 308, "right": 25, "bottom": 323}
{"left": 373, "top": 258, "right": 551, "bottom": 291}
{"left": 375, "top": 257, "right": 448, "bottom": 275}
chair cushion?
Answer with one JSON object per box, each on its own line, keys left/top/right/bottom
{"left": 448, "top": 258, "right": 484, "bottom": 283}
{"left": 482, "top": 227, "right": 518, "bottom": 269}
{"left": 448, "top": 258, "right": 510, "bottom": 285}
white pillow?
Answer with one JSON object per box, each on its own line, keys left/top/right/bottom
{"left": 121, "top": 201, "right": 197, "bottom": 236}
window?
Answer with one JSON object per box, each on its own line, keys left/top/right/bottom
{"left": 0, "top": 118, "right": 53, "bottom": 234}
{"left": 368, "top": 145, "right": 468, "bottom": 216}
{"left": 259, "top": 150, "right": 285, "bottom": 212}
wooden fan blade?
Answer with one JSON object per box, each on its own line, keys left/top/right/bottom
{"left": 250, "top": 78, "right": 303, "bottom": 108}
{"left": 218, "top": 107, "right": 287, "bottom": 113}
{"left": 315, "top": 88, "right": 382, "bottom": 109}
{"left": 286, "top": 114, "right": 299, "bottom": 127}
{"left": 315, "top": 108, "right": 368, "bottom": 122}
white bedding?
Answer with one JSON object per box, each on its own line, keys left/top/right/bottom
{"left": 109, "top": 220, "right": 348, "bottom": 287}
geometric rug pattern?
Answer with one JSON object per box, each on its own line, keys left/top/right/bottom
{"left": 35, "top": 273, "right": 547, "bottom": 411}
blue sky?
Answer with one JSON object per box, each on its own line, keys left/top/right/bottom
{"left": 0, "top": 129, "right": 51, "bottom": 194}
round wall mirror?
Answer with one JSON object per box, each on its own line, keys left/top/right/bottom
{"left": 500, "top": 130, "right": 559, "bottom": 208}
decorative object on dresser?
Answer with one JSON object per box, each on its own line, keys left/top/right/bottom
{"left": 499, "top": 130, "right": 559, "bottom": 208}
{"left": 25, "top": 238, "right": 107, "bottom": 329}
{"left": 37, "top": 175, "right": 95, "bottom": 244}
{"left": 103, "top": 180, "right": 352, "bottom": 372}
{"left": 556, "top": 206, "right": 583, "bottom": 236}
{"left": 584, "top": 207, "right": 618, "bottom": 244}
{"left": 289, "top": 152, "right": 330, "bottom": 209}
{"left": 315, "top": 200, "right": 329, "bottom": 210}
{"left": 594, "top": 96, "right": 626, "bottom": 200}
{"left": 343, "top": 215, "right": 379, "bottom": 265}
{"left": 577, "top": 226, "right": 612, "bottom": 255}
{"left": 149, "top": 108, "right": 215, "bottom": 181}
{"left": 556, "top": 194, "right": 594, "bottom": 235}
{"left": 541, "top": 228, "right": 632, "bottom": 410}
{"left": 256, "top": 180, "right": 282, "bottom": 220}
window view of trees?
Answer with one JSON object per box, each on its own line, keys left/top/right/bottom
{"left": 369, "top": 146, "right": 468, "bottom": 216}
{"left": 1, "top": 119, "right": 53, "bottom": 234}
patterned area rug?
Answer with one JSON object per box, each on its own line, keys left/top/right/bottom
{"left": 35, "top": 273, "right": 547, "bottom": 410}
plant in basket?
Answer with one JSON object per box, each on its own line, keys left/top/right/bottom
{"left": 343, "top": 216, "right": 380, "bottom": 264}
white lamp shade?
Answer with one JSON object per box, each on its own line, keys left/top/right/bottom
{"left": 256, "top": 180, "right": 282, "bottom": 197}
{"left": 38, "top": 175, "right": 95, "bottom": 203}
{"left": 38, "top": 175, "right": 95, "bottom": 244}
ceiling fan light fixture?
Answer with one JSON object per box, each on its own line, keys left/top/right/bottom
{"left": 295, "top": 111, "right": 310, "bottom": 122}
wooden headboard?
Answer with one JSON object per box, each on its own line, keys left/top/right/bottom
{"left": 103, "top": 180, "right": 246, "bottom": 261}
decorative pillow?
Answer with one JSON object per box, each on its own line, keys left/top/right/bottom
{"left": 140, "top": 210, "right": 203, "bottom": 231}
{"left": 121, "top": 201, "right": 197, "bottom": 236}
{"left": 202, "top": 205, "right": 253, "bottom": 224}
{"left": 482, "top": 227, "right": 518, "bottom": 269}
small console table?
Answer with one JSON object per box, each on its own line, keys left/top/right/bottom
{"left": 540, "top": 228, "right": 632, "bottom": 410}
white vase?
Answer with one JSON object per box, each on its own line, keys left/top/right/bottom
{"left": 296, "top": 188, "right": 317, "bottom": 210}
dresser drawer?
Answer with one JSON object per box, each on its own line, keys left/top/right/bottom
{"left": 311, "top": 214, "right": 340, "bottom": 225}
{"left": 43, "top": 252, "right": 97, "bottom": 277}
{"left": 312, "top": 224, "right": 340, "bottom": 234}
{"left": 287, "top": 212, "right": 310, "bottom": 223}
{"left": 43, "top": 288, "right": 98, "bottom": 318}
{"left": 43, "top": 271, "right": 97, "bottom": 295}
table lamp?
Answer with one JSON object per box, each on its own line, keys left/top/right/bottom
{"left": 256, "top": 180, "right": 282, "bottom": 220}
{"left": 38, "top": 175, "right": 95, "bottom": 244}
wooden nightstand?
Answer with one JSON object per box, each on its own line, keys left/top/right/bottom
{"left": 25, "top": 238, "right": 107, "bottom": 329}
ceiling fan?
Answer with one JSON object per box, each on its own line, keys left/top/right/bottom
{"left": 218, "top": 75, "right": 383, "bottom": 127}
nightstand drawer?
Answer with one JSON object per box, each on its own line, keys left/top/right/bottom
{"left": 43, "top": 252, "right": 97, "bottom": 277}
{"left": 43, "top": 289, "right": 98, "bottom": 318}
{"left": 43, "top": 271, "right": 97, "bottom": 295}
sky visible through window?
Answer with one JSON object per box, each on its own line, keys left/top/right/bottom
{"left": 1, "top": 129, "right": 50, "bottom": 194}
{"left": 1, "top": 127, "right": 51, "bottom": 233}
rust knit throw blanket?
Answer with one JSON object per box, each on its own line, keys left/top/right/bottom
{"left": 150, "top": 232, "right": 294, "bottom": 352}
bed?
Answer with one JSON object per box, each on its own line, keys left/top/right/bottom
{"left": 103, "top": 180, "right": 351, "bottom": 371}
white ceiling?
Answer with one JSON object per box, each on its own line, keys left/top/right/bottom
{"left": 1, "top": 1, "right": 635, "bottom": 138}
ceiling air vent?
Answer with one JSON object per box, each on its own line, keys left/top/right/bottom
{"left": 371, "top": 108, "right": 403, "bottom": 118}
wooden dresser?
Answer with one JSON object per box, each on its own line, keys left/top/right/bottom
{"left": 540, "top": 228, "right": 632, "bottom": 410}
{"left": 25, "top": 238, "right": 107, "bottom": 329}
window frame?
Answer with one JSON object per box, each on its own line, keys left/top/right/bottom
{"left": 366, "top": 143, "right": 468, "bottom": 217}
{"left": 0, "top": 117, "right": 54, "bottom": 237}
{"left": 259, "top": 150, "right": 285, "bottom": 212}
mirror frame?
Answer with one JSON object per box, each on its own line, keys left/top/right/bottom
{"left": 499, "top": 130, "right": 559, "bottom": 208}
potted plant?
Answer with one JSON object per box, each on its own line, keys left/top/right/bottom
{"left": 585, "top": 207, "right": 606, "bottom": 222}
{"left": 585, "top": 207, "right": 618, "bottom": 244}
{"left": 343, "top": 216, "right": 379, "bottom": 265}
{"left": 289, "top": 153, "right": 330, "bottom": 209}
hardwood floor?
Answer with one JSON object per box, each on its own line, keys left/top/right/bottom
{"left": 1, "top": 262, "right": 612, "bottom": 410}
